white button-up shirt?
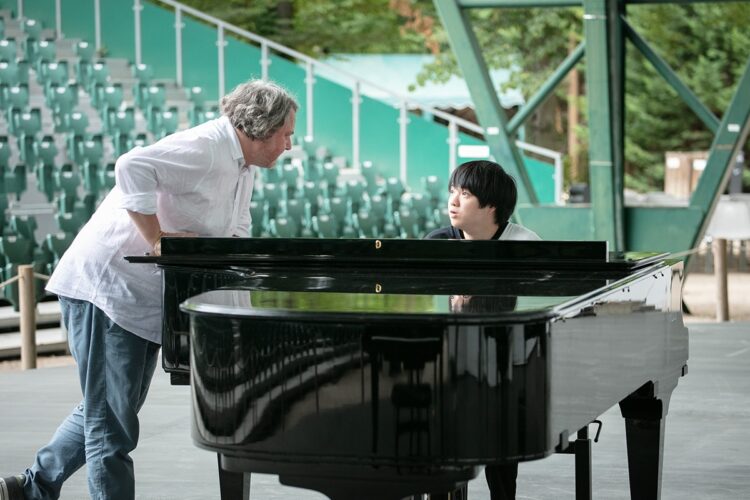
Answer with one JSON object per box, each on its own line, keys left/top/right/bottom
{"left": 46, "top": 116, "right": 255, "bottom": 344}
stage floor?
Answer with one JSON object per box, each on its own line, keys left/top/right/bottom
{"left": 1, "top": 321, "right": 749, "bottom": 500}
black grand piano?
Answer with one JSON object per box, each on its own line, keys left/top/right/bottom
{"left": 128, "top": 237, "right": 688, "bottom": 500}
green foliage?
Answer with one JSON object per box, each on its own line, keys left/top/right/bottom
{"left": 625, "top": 4, "right": 750, "bottom": 192}
{"left": 415, "top": 6, "right": 582, "bottom": 98}
{"left": 174, "top": 0, "right": 425, "bottom": 56}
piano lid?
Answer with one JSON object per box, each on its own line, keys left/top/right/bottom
{"left": 126, "top": 237, "right": 667, "bottom": 272}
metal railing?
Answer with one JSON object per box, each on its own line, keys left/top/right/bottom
{"left": 40, "top": 0, "right": 563, "bottom": 202}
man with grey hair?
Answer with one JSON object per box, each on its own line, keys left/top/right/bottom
{"left": 0, "top": 79, "right": 297, "bottom": 500}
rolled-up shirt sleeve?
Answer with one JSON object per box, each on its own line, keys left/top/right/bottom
{"left": 115, "top": 137, "right": 215, "bottom": 215}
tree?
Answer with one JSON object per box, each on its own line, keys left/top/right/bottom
{"left": 174, "top": 0, "right": 426, "bottom": 56}
{"left": 624, "top": 3, "right": 750, "bottom": 192}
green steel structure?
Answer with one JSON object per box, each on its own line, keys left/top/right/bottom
{"left": 434, "top": 0, "right": 750, "bottom": 253}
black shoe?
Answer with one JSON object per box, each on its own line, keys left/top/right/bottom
{"left": 0, "top": 475, "right": 25, "bottom": 500}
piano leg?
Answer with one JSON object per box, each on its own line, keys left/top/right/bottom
{"left": 484, "top": 463, "right": 518, "bottom": 500}
{"left": 618, "top": 381, "right": 674, "bottom": 500}
{"left": 217, "top": 454, "right": 251, "bottom": 499}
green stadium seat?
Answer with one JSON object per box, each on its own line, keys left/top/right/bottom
{"left": 281, "top": 163, "right": 300, "bottom": 195}
{"left": 110, "top": 107, "right": 135, "bottom": 157}
{"left": 33, "top": 135, "right": 57, "bottom": 168}
{"left": 44, "top": 232, "right": 74, "bottom": 273}
{"left": 21, "top": 20, "right": 42, "bottom": 61}
{"left": 249, "top": 200, "right": 267, "bottom": 237}
{"left": 47, "top": 84, "right": 78, "bottom": 131}
{"left": 0, "top": 39, "right": 17, "bottom": 62}
{"left": 261, "top": 183, "right": 281, "bottom": 217}
{"left": 76, "top": 135, "right": 104, "bottom": 166}
{"left": 361, "top": 161, "right": 381, "bottom": 196}
{"left": 385, "top": 176, "right": 405, "bottom": 201}
{"left": 131, "top": 133, "right": 148, "bottom": 149}
{"left": 143, "top": 85, "right": 166, "bottom": 133}
{"left": 132, "top": 63, "right": 154, "bottom": 108}
{"left": 74, "top": 41, "right": 95, "bottom": 85}
{"left": 55, "top": 210, "right": 86, "bottom": 234}
{"left": 394, "top": 209, "right": 421, "bottom": 238}
{"left": 9, "top": 215, "right": 37, "bottom": 243}
{"left": 82, "top": 162, "right": 100, "bottom": 194}
{"left": 0, "top": 61, "right": 19, "bottom": 86}
{"left": 367, "top": 193, "right": 388, "bottom": 223}
{"left": 155, "top": 108, "right": 178, "bottom": 138}
{"left": 262, "top": 165, "right": 281, "bottom": 184}
{"left": 304, "top": 159, "right": 323, "bottom": 182}
{"left": 0, "top": 195, "right": 7, "bottom": 233}
{"left": 186, "top": 86, "right": 205, "bottom": 108}
{"left": 325, "top": 196, "right": 349, "bottom": 225}
{"left": 312, "top": 214, "right": 338, "bottom": 238}
{"left": 35, "top": 162, "right": 55, "bottom": 201}
{"left": 345, "top": 180, "right": 365, "bottom": 212}
{"left": 16, "top": 112, "right": 42, "bottom": 166}
{"left": 54, "top": 165, "right": 81, "bottom": 211}
{"left": 65, "top": 111, "right": 89, "bottom": 155}
{"left": 3, "top": 84, "right": 28, "bottom": 118}
{"left": 189, "top": 107, "right": 219, "bottom": 126}
{"left": 321, "top": 161, "right": 338, "bottom": 187}
{"left": 434, "top": 207, "right": 450, "bottom": 227}
{"left": 270, "top": 216, "right": 298, "bottom": 238}
{"left": 0, "top": 19, "right": 5, "bottom": 40}
{"left": 32, "top": 39, "right": 56, "bottom": 71}
{"left": 403, "top": 192, "right": 430, "bottom": 220}
{"left": 98, "top": 162, "right": 116, "bottom": 191}
{"left": 38, "top": 60, "right": 68, "bottom": 89}
{"left": 3, "top": 164, "right": 27, "bottom": 200}
{"left": 15, "top": 59, "right": 29, "bottom": 85}
{"left": 87, "top": 62, "right": 109, "bottom": 104}
{"left": 302, "top": 180, "right": 324, "bottom": 202}
{"left": 422, "top": 175, "right": 443, "bottom": 208}
{"left": 354, "top": 210, "right": 378, "bottom": 238}
{"left": 0, "top": 136, "right": 10, "bottom": 168}
{"left": 0, "top": 235, "right": 35, "bottom": 310}
{"left": 99, "top": 84, "right": 123, "bottom": 132}
{"left": 282, "top": 198, "right": 308, "bottom": 221}
{"left": 0, "top": 235, "right": 33, "bottom": 264}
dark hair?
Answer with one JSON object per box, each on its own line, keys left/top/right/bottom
{"left": 449, "top": 160, "right": 517, "bottom": 224}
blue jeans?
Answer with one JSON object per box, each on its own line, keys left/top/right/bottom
{"left": 23, "top": 297, "right": 160, "bottom": 500}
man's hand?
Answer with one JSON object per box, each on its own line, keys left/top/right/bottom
{"left": 153, "top": 231, "right": 198, "bottom": 256}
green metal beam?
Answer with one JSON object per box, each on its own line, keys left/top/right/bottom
{"left": 434, "top": 0, "right": 538, "bottom": 205}
{"left": 689, "top": 56, "right": 750, "bottom": 248}
{"left": 582, "top": 0, "right": 624, "bottom": 250}
{"left": 608, "top": 0, "right": 626, "bottom": 251}
{"left": 507, "top": 42, "right": 585, "bottom": 135}
{"left": 623, "top": 18, "right": 720, "bottom": 134}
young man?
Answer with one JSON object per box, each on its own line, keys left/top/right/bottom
{"left": 0, "top": 80, "right": 297, "bottom": 500}
{"left": 426, "top": 159, "right": 540, "bottom": 241}
{"left": 426, "top": 159, "right": 539, "bottom": 500}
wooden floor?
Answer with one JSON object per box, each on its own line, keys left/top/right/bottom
{"left": 1, "top": 321, "right": 749, "bottom": 500}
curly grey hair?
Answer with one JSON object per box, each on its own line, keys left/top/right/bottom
{"left": 220, "top": 80, "right": 298, "bottom": 140}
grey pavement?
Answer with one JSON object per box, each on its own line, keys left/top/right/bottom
{"left": 1, "top": 321, "right": 749, "bottom": 500}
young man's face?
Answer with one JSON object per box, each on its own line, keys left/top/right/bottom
{"left": 448, "top": 185, "right": 496, "bottom": 232}
{"left": 255, "top": 109, "right": 296, "bottom": 168}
